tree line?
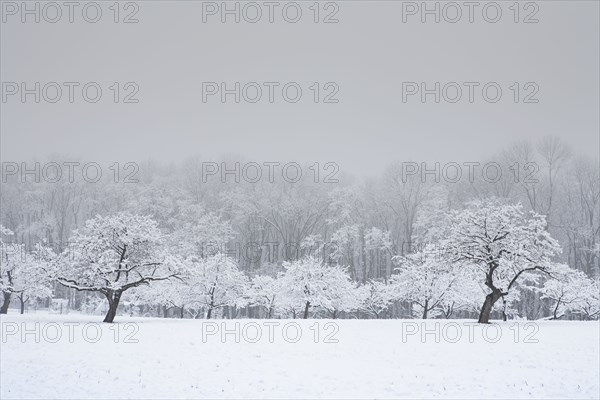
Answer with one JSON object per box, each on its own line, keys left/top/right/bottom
{"left": 1, "top": 136, "right": 598, "bottom": 322}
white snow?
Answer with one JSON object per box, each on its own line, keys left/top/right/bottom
{"left": 1, "top": 312, "right": 598, "bottom": 399}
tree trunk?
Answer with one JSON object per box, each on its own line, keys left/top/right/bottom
{"left": 478, "top": 290, "right": 502, "bottom": 323}
{"left": 267, "top": 306, "right": 273, "bottom": 319}
{"left": 422, "top": 299, "right": 429, "bottom": 319}
{"left": 332, "top": 310, "right": 337, "bottom": 319}
{"left": 19, "top": 296, "right": 25, "bottom": 314}
{"left": 0, "top": 291, "right": 11, "bottom": 314}
{"left": 553, "top": 299, "right": 561, "bottom": 320}
{"left": 303, "top": 301, "right": 310, "bottom": 319}
{"left": 180, "top": 306, "right": 185, "bottom": 319}
{"left": 103, "top": 291, "right": 122, "bottom": 323}
{"left": 502, "top": 296, "right": 508, "bottom": 321}
{"left": 360, "top": 227, "right": 368, "bottom": 282}
{"left": 207, "top": 289, "right": 215, "bottom": 319}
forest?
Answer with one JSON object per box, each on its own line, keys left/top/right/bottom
{"left": 1, "top": 136, "right": 598, "bottom": 323}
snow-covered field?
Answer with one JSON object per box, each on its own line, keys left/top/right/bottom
{"left": 1, "top": 312, "right": 598, "bottom": 399}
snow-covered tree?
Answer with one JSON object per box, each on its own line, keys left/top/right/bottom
{"left": 413, "top": 185, "right": 451, "bottom": 244}
{"left": 539, "top": 264, "right": 591, "bottom": 319}
{"left": 1, "top": 226, "right": 20, "bottom": 314}
{"left": 319, "top": 264, "right": 361, "bottom": 318}
{"left": 541, "top": 267, "right": 600, "bottom": 320}
{"left": 364, "top": 227, "right": 393, "bottom": 254}
{"left": 433, "top": 267, "right": 485, "bottom": 318}
{"left": 278, "top": 256, "right": 347, "bottom": 319}
{"left": 392, "top": 243, "right": 459, "bottom": 319}
{"left": 329, "top": 225, "right": 360, "bottom": 264}
{"left": 13, "top": 244, "right": 54, "bottom": 314}
{"left": 247, "top": 275, "right": 279, "bottom": 318}
{"left": 1, "top": 227, "right": 53, "bottom": 314}
{"left": 443, "top": 199, "right": 562, "bottom": 323}
{"left": 572, "top": 277, "right": 600, "bottom": 320}
{"left": 126, "top": 276, "right": 196, "bottom": 318}
{"left": 357, "top": 280, "right": 395, "bottom": 319}
{"left": 55, "top": 213, "right": 183, "bottom": 322}
{"left": 186, "top": 253, "right": 249, "bottom": 319}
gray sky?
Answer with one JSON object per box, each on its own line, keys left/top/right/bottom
{"left": 1, "top": 1, "right": 598, "bottom": 177}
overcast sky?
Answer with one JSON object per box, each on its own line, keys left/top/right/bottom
{"left": 1, "top": 1, "right": 598, "bottom": 177}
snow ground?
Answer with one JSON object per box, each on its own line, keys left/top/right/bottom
{"left": 1, "top": 312, "right": 598, "bottom": 399}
